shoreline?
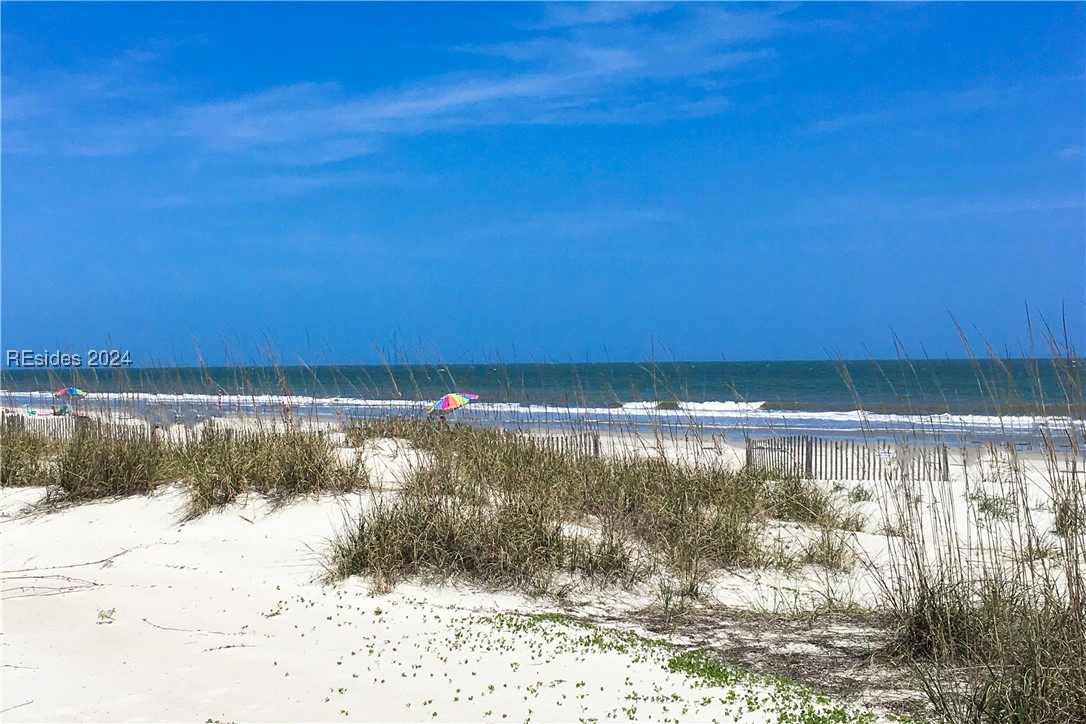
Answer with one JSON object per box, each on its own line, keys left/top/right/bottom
{"left": 2, "top": 357, "right": 1081, "bottom": 421}
{"left": 3, "top": 392, "right": 1083, "bottom": 452}
{"left": 4, "top": 385, "right": 1084, "bottom": 417}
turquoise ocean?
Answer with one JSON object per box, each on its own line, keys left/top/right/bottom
{"left": 2, "top": 359, "right": 1083, "bottom": 448}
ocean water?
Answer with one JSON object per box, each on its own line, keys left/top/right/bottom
{"left": 2, "top": 359, "right": 1083, "bottom": 448}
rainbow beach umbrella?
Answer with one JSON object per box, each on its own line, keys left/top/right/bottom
{"left": 54, "top": 387, "right": 87, "bottom": 397}
{"left": 428, "top": 392, "right": 479, "bottom": 416}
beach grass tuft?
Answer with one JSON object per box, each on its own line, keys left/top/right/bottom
{"left": 47, "top": 432, "right": 175, "bottom": 503}
{"left": 868, "top": 334, "right": 1086, "bottom": 723}
{"left": 178, "top": 424, "right": 367, "bottom": 516}
{"left": 332, "top": 417, "right": 865, "bottom": 595}
{"left": 326, "top": 492, "right": 639, "bottom": 592}
{"left": 3, "top": 422, "right": 367, "bottom": 513}
{"left": 886, "top": 573, "right": 1085, "bottom": 722}
{"left": 0, "top": 429, "right": 59, "bottom": 487}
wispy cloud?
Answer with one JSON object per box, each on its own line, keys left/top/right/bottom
{"left": 428, "top": 206, "right": 695, "bottom": 263}
{"left": 791, "top": 193, "right": 1086, "bottom": 227}
{"left": 805, "top": 109, "right": 893, "bottom": 136}
{"left": 178, "top": 6, "right": 787, "bottom": 158}
{"left": 5, "top": 5, "right": 791, "bottom": 167}
{"left": 459, "top": 206, "right": 681, "bottom": 242}
{"left": 530, "top": 3, "right": 673, "bottom": 31}
{"left": 802, "top": 74, "right": 1078, "bottom": 140}
{"left": 2, "top": 35, "right": 202, "bottom": 156}
{"left": 802, "top": 84, "right": 1013, "bottom": 137}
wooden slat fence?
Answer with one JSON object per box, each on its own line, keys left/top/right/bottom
{"left": 515, "top": 432, "right": 601, "bottom": 458}
{"left": 74, "top": 418, "right": 156, "bottom": 440}
{"left": 745, "top": 435, "right": 950, "bottom": 482}
{"left": 1, "top": 412, "right": 156, "bottom": 441}
{"left": 1, "top": 413, "right": 78, "bottom": 438}
{"left": 2, "top": 413, "right": 347, "bottom": 450}
{"left": 173, "top": 425, "right": 329, "bottom": 444}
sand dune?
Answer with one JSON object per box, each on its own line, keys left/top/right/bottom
{"left": 2, "top": 478, "right": 891, "bottom": 723}
{"left": 6, "top": 426, "right": 1079, "bottom": 722}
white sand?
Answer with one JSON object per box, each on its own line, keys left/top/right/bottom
{"left": 1, "top": 480, "right": 883, "bottom": 723}
{"left": 5, "top": 427, "right": 1077, "bottom": 722}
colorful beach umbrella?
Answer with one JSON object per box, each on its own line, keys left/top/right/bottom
{"left": 54, "top": 387, "right": 87, "bottom": 397}
{"left": 428, "top": 392, "right": 479, "bottom": 415}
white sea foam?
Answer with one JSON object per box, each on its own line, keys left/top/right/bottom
{"left": 620, "top": 401, "right": 764, "bottom": 412}
{"left": 683, "top": 401, "right": 766, "bottom": 412}
{"left": 1, "top": 389, "right": 1080, "bottom": 441}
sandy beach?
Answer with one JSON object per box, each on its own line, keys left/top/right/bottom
{"left": 2, "top": 491, "right": 879, "bottom": 722}
{"left": 0, "top": 426, "right": 876, "bottom": 723}
{"left": 5, "top": 3, "right": 1082, "bottom": 720}
{"left": 3, "top": 419, "right": 1082, "bottom": 722}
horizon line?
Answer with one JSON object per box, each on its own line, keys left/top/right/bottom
{"left": 1, "top": 355, "right": 1078, "bottom": 373}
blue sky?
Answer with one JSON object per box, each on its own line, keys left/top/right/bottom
{"left": 2, "top": 2, "right": 1083, "bottom": 365}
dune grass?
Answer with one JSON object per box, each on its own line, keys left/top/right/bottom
{"left": 177, "top": 424, "right": 366, "bottom": 517}
{"left": 331, "top": 337, "right": 1086, "bottom": 721}
{"left": 331, "top": 418, "right": 860, "bottom": 595}
{"left": 345, "top": 414, "right": 478, "bottom": 452}
{"left": 327, "top": 491, "right": 639, "bottom": 592}
{"left": 46, "top": 432, "right": 175, "bottom": 504}
{"left": 2, "top": 423, "right": 366, "bottom": 512}
{"left": 867, "top": 342, "right": 1086, "bottom": 723}
{"left": 0, "top": 429, "right": 58, "bottom": 487}
{"left": 884, "top": 570, "right": 1085, "bottom": 723}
